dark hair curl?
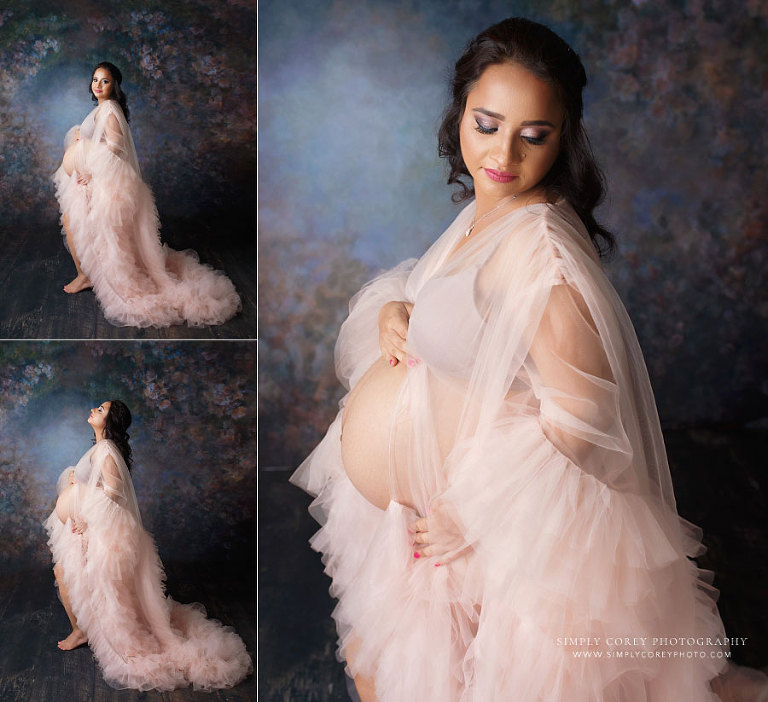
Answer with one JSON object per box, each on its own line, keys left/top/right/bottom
{"left": 100, "top": 399, "right": 133, "bottom": 471}
{"left": 437, "top": 17, "right": 615, "bottom": 257}
{"left": 90, "top": 61, "right": 131, "bottom": 123}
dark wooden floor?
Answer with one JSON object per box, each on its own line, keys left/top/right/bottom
{"left": 0, "top": 216, "right": 255, "bottom": 339}
{"left": 259, "top": 427, "right": 768, "bottom": 702}
{"left": 0, "top": 561, "right": 256, "bottom": 702}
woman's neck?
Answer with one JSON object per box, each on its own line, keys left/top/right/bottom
{"left": 93, "top": 429, "right": 105, "bottom": 442}
{"left": 474, "top": 186, "right": 553, "bottom": 218}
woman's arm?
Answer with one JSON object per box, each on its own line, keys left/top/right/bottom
{"left": 73, "top": 452, "right": 125, "bottom": 534}
{"left": 103, "top": 113, "right": 126, "bottom": 156}
{"left": 412, "top": 282, "right": 626, "bottom": 560}
{"left": 100, "top": 454, "right": 123, "bottom": 502}
{"left": 335, "top": 259, "right": 417, "bottom": 389}
{"left": 526, "top": 281, "right": 632, "bottom": 483}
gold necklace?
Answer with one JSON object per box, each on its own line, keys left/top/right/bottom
{"left": 464, "top": 194, "right": 519, "bottom": 238}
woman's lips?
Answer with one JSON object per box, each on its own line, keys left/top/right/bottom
{"left": 484, "top": 168, "right": 517, "bottom": 183}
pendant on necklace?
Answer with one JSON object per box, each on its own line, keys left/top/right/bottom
{"left": 464, "top": 193, "right": 518, "bottom": 239}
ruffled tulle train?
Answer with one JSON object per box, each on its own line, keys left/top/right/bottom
{"left": 44, "top": 502, "right": 252, "bottom": 691}
{"left": 52, "top": 120, "right": 241, "bottom": 328}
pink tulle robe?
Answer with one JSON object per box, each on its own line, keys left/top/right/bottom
{"left": 52, "top": 99, "right": 241, "bottom": 327}
{"left": 291, "top": 199, "right": 768, "bottom": 700}
{"left": 44, "top": 439, "right": 252, "bottom": 691}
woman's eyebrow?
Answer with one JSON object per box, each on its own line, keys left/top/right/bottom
{"left": 472, "top": 107, "right": 505, "bottom": 120}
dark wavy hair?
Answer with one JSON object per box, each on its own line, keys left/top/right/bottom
{"left": 90, "top": 61, "right": 131, "bottom": 123}
{"left": 100, "top": 400, "right": 133, "bottom": 471}
{"left": 437, "top": 17, "right": 615, "bottom": 257}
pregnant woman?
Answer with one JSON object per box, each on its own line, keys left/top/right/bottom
{"left": 291, "top": 18, "right": 758, "bottom": 701}
{"left": 53, "top": 61, "right": 241, "bottom": 327}
{"left": 45, "top": 400, "right": 252, "bottom": 691}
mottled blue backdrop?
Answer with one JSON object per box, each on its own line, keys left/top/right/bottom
{"left": 259, "top": 1, "right": 767, "bottom": 467}
{"left": 0, "top": 342, "right": 255, "bottom": 572}
{"left": 0, "top": 0, "right": 255, "bottom": 228}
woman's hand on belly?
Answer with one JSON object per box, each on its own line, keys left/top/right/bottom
{"left": 72, "top": 516, "right": 87, "bottom": 534}
{"left": 410, "top": 499, "right": 468, "bottom": 564}
{"left": 378, "top": 300, "right": 414, "bottom": 366}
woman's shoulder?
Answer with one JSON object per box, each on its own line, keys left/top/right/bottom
{"left": 478, "top": 199, "right": 602, "bottom": 294}
{"left": 503, "top": 198, "right": 600, "bottom": 265}
{"left": 96, "top": 100, "right": 125, "bottom": 119}
{"left": 96, "top": 99, "right": 119, "bottom": 110}
{"left": 510, "top": 197, "right": 584, "bottom": 237}
{"left": 92, "top": 438, "right": 118, "bottom": 454}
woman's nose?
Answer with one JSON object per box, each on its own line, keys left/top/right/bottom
{"left": 491, "top": 135, "right": 522, "bottom": 168}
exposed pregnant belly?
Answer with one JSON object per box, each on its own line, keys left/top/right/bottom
{"left": 341, "top": 357, "right": 410, "bottom": 511}
{"left": 62, "top": 141, "right": 82, "bottom": 178}
{"left": 56, "top": 484, "right": 78, "bottom": 524}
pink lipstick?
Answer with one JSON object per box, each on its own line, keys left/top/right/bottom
{"left": 484, "top": 168, "right": 517, "bottom": 183}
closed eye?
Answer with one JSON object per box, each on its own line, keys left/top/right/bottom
{"left": 474, "top": 119, "right": 496, "bottom": 135}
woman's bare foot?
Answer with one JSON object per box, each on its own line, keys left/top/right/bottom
{"left": 57, "top": 628, "right": 88, "bottom": 650}
{"left": 63, "top": 274, "right": 92, "bottom": 294}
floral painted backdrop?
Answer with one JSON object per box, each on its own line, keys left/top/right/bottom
{"left": 0, "top": 342, "right": 255, "bottom": 572}
{"left": 0, "top": 0, "right": 255, "bottom": 227}
{"left": 259, "top": 0, "right": 768, "bottom": 467}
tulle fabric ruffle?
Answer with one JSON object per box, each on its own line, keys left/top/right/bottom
{"left": 52, "top": 137, "right": 241, "bottom": 328}
{"left": 44, "top": 497, "right": 252, "bottom": 691}
{"left": 292, "top": 413, "right": 731, "bottom": 701}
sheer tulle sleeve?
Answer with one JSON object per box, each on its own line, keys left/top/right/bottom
{"left": 100, "top": 453, "right": 126, "bottom": 502}
{"left": 335, "top": 259, "right": 418, "bottom": 389}
{"left": 81, "top": 440, "right": 142, "bottom": 530}
{"left": 438, "top": 205, "right": 679, "bottom": 560}
{"left": 525, "top": 281, "right": 633, "bottom": 486}
{"left": 81, "top": 101, "right": 142, "bottom": 179}
{"left": 104, "top": 113, "right": 128, "bottom": 158}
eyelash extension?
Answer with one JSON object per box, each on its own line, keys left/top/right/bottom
{"left": 474, "top": 121, "right": 548, "bottom": 145}
{"left": 474, "top": 122, "right": 496, "bottom": 135}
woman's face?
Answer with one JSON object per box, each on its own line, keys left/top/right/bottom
{"left": 88, "top": 401, "right": 112, "bottom": 431}
{"left": 91, "top": 68, "right": 114, "bottom": 102}
{"left": 458, "top": 62, "right": 563, "bottom": 207}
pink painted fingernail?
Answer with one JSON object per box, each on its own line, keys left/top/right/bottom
{"left": 388, "top": 358, "right": 395, "bottom": 366}
{"left": 407, "top": 359, "right": 415, "bottom": 367}
{"left": 434, "top": 563, "right": 441, "bottom": 567}
{"left": 413, "top": 552, "right": 420, "bottom": 559}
